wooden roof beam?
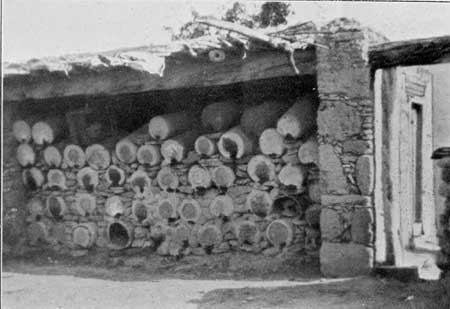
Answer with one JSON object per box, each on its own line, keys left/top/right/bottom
{"left": 369, "top": 35, "right": 450, "bottom": 69}
{"left": 4, "top": 48, "right": 316, "bottom": 102}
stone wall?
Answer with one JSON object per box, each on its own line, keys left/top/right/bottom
{"left": 3, "top": 102, "right": 29, "bottom": 253}
{"left": 315, "top": 18, "right": 386, "bottom": 277}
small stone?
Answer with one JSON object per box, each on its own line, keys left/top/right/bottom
{"left": 318, "top": 104, "right": 362, "bottom": 141}
{"left": 191, "top": 247, "right": 206, "bottom": 256}
{"left": 319, "top": 144, "right": 349, "bottom": 194}
{"left": 355, "top": 155, "right": 374, "bottom": 195}
{"left": 228, "top": 240, "right": 239, "bottom": 248}
{"left": 131, "top": 239, "right": 145, "bottom": 248}
{"left": 156, "top": 240, "right": 170, "bottom": 256}
{"left": 262, "top": 247, "right": 279, "bottom": 257}
{"left": 321, "top": 194, "right": 371, "bottom": 206}
{"left": 351, "top": 208, "right": 374, "bottom": 245}
{"left": 124, "top": 256, "right": 146, "bottom": 267}
{"left": 320, "top": 208, "right": 344, "bottom": 242}
{"left": 70, "top": 249, "right": 88, "bottom": 257}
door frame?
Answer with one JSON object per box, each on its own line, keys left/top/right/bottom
{"left": 374, "top": 66, "right": 434, "bottom": 266}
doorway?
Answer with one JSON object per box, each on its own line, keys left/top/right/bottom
{"left": 374, "top": 66, "right": 437, "bottom": 271}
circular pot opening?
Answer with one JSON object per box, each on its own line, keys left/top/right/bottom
{"left": 81, "top": 174, "right": 94, "bottom": 192}
{"left": 24, "top": 170, "right": 38, "bottom": 190}
{"left": 158, "top": 201, "right": 174, "bottom": 219}
{"left": 108, "top": 167, "right": 123, "bottom": 187}
{"left": 273, "top": 196, "right": 301, "bottom": 217}
{"left": 181, "top": 202, "right": 196, "bottom": 221}
{"left": 254, "top": 162, "right": 270, "bottom": 183}
{"left": 238, "top": 222, "right": 258, "bottom": 245}
{"left": 108, "top": 222, "right": 131, "bottom": 249}
{"left": 131, "top": 176, "right": 148, "bottom": 193}
{"left": 222, "top": 137, "right": 238, "bottom": 159}
{"left": 134, "top": 203, "right": 148, "bottom": 222}
{"left": 48, "top": 196, "right": 63, "bottom": 219}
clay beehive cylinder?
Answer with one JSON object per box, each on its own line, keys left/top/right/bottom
{"left": 278, "top": 164, "right": 307, "bottom": 189}
{"left": 132, "top": 199, "right": 150, "bottom": 222}
{"left": 297, "top": 135, "right": 319, "bottom": 165}
{"left": 157, "top": 167, "right": 179, "bottom": 191}
{"left": 218, "top": 126, "right": 256, "bottom": 159}
{"left": 272, "top": 195, "right": 304, "bottom": 217}
{"left": 77, "top": 167, "right": 99, "bottom": 192}
{"left": 105, "top": 196, "right": 125, "bottom": 217}
{"left": 173, "top": 222, "right": 192, "bottom": 245}
{"left": 115, "top": 139, "right": 138, "bottom": 164}
{"left": 73, "top": 193, "right": 96, "bottom": 216}
{"left": 105, "top": 165, "right": 126, "bottom": 187}
{"left": 27, "top": 221, "right": 49, "bottom": 245}
{"left": 178, "top": 198, "right": 202, "bottom": 223}
{"left": 157, "top": 197, "right": 179, "bottom": 220}
{"left": 85, "top": 144, "right": 111, "bottom": 170}
{"left": 16, "top": 143, "right": 36, "bottom": 167}
{"left": 27, "top": 197, "right": 45, "bottom": 219}
{"left": 259, "top": 128, "right": 286, "bottom": 157}
{"left": 241, "top": 100, "right": 290, "bottom": 137}
{"left": 148, "top": 111, "right": 198, "bottom": 140}
{"left": 47, "top": 169, "right": 67, "bottom": 190}
{"left": 63, "top": 144, "right": 86, "bottom": 168}
{"left": 235, "top": 220, "right": 260, "bottom": 245}
{"left": 22, "top": 167, "right": 45, "bottom": 190}
{"left": 137, "top": 144, "right": 161, "bottom": 166}
{"left": 276, "top": 94, "right": 318, "bottom": 140}
{"left": 188, "top": 165, "right": 212, "bottom": 189}
{"left": 43, "top": 145, "right": 62, "bottom": 168}
{"left": 210, "top": 165, "right": 235, "bottom": 188}
{"left": 266, "top": 219, "right": 294, "bottom": 247}
{"left": 129, "top": 170, "right": 152, "bottom": 195}
{"left": 107, "top": 221, "right": 134, "bottom": 250}
{"left": 201, "top": 100, "right": 242, "bottom": 132}
{"left": 161, "top": 129, "right": 201, "bottom": 163}
{"left": 247, "top": 155, "right": 276, "bottom": 183}
{"left": 246, "top": 189, "right": 273, "bottom": 217}
{"left": 31, "top": 116, "right": 66, "bottom": 145}
{"left": 198, "top": 223, "right": 223, "bottom": 248}
{"left": 194, "top": 133, "right": 221, "bottom": 157}
{"left": 210, "top": 194, "right": 234, "bottom": 217}
{"left": 72, "top": 223, "right": 97, "bottom": 248}
{"left": 46, "top": 195, "right": 67, "bottom": 219}
{"left": 12, "top": 120, "right": 32, "bottom": 143}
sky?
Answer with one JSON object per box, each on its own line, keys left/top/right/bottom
{"left": 3, "top": 0, "right": 450, "bottom": 62}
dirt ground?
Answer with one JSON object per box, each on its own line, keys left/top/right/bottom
{"left": 2, "top": 249, "right": 450, "bottom": 308}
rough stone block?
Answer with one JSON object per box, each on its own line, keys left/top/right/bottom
{"left": 316, "top": 66, "right": 371, "bottom": 99}
{"left": 355, "top": 155, "right": 374, "bottom": 195}
{"left": 343, "top": 140, "right": 371, "bottom": 155}
{"left": 320, "top": 242, "right": 373, "bottom": 277}
{"left": 318, "top": 104, "right": 362, "bottom": 141}
{"left": 320, "top": 208, "right": 345, "bottom": 241}
{"left": 321, "top": 194, "right": 371, "bottom": 207}
{"left": 319, "top": 144, "right": 349, "bottom": 194}
{"left": 351, "top": 207, "right": 374, "bottom": 246}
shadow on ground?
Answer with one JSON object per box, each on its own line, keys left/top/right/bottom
{"left": 192, "top": 277, "right": 450, "bottom": 309}
{"left": 2, "top": 248, "right": 322, "bottom": 282}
